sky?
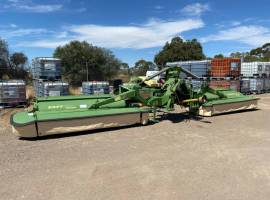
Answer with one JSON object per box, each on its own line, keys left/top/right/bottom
{"left": 1, "top": 0, "right": 270, "bottom": 66}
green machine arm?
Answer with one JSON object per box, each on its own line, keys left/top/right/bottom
{"left": 89, "top": 66, "right": 196, "bottom": 110}
{"left": 147, "top": 78, "right": 182, "bottom": 111}
{"left": 89, "top": 90, "right": 136, "bottom": 109}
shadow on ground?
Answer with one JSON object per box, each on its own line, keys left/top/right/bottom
{"left": 20, "top": 123, "right": 147, "bottom": 141}
{"left": 161, "top": 112, "right": 212, "bottom": 124}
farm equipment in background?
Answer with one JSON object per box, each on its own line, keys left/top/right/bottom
{"left": 11, "top": 66, "right": 258, "bottom": 138}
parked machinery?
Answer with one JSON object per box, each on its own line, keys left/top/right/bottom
{"left": 11, "top": 66, "right": 258, "bottom": 138}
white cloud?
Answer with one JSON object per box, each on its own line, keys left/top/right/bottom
{"left": 18, "top": 18, "right": 204, "bottom": 49}
{"left": 231, "top": 21, "right": 241, "bottom": 26}
{"left": 0, "top": 28, "right": 48, "bottom": 38}
{"left": 4, "top": 0, "right": 63, "bottom": 13}
{"left": 9, "top": 23, "right": 17, "bottom": 28}
{"left": 215, "top": 20, "right": 242, "bottom": 29}
{"left": 7, "top": 0, "right": 19, "bottom": 3}
{"left": 17, "top": 4, "right": 63, "bottom": 13}
{"left": 201, "top": 25, "right": 270, "bottom": 47}
{"left": 56, "top": 31, "right": 69, "bottom": 39}
{"left": 154, "top": 5, "right": 164, "bottom": 10}
{"left": 181, "top": 3, "right": 210, "bottom": 16}
{"left": 19, "top": 40, "right": 69, "bottom": 48}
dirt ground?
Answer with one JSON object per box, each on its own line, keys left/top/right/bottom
{"left": 1, "top": 94, "right": 270, "bottom": 200}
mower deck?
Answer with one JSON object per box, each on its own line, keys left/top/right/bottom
{"left": 199, "top": 96, "right": 258, "bottom": 116}
{"left": 11, "top": 95, "right": 150, "bottom": 138}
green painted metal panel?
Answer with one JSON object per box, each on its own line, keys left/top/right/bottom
{"left": 35, "top": 107, "right": 150, "bottom": 121}
{"left": 12, "top": 111, "right": 35, "bottom": 125}
{"left": 203, "top": 96, "right": 258, "bottom": 106}
{"left": 35, "top": 95, "right": 126, "bottom": 112}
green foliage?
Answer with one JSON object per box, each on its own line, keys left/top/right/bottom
{"left": 120, "top": 63, "right": 129, "bottom": 70}
{"left": 119, "top": 62, "right": 130, "bottom": 75}
{"left": 214, "top": 54, "right": 224, "bottom": 58}
{"left": 131, "top": 59, "right": 154, "bottom": 76}
{"left": 230, "top": 52, "right": 243, "bottom": 58}
{"left": 0, "top": 38, "right": 10, "bottom": 78}
{"left": 248, "top": 43, "right": 270, "bottom": 61}
{"left": 9, "top": 52, "right": 28, "bottom": 80}
{"left": 10, "top": 52, "right": 28, "bottom": 68}
{"left": 53, "top": 40, "right": 122, "bottom": 85}
{"left": 0, "top": 38, "right": 28, "bottom": 80}
{"left": 154, "top": 36, "right": 205, "bottom": 68}
{"left": 230, "top": 43, "right": 270, "bottom": 62}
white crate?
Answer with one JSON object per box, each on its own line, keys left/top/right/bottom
{"left": 241, "top": 62, "right": 270, "bottom": 77}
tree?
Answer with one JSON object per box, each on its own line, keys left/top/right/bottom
{"left": 0, "top": 38, "right": 10, "bottom": 79}
{"left": 119, "top": 62, "right": 130, "bottom": 75}
{"left": 131, "top": 59, "right": 154, "bottom": 76}
{"left": 53, "top": 40, "right": 122, "bottom": 85}
{"left": 10, "top": 52, "right": 27, "bottom": 68}
{"left": 249, "top": 43, "right": 270, "bottom": 61}
{"left": 214, "top": 54, "right": 224, "bottom": 58}
{"left": 120, "top": 63, "right": 129, "bottom": 70}
{"left": 154, "top": 36, "right": 205, "bottom": 68}
{"left": 230, "top": 43, "right": 270, "bottom": 62}
{"left": 10, "top": 52, "right": 28, "bottom": 79}
{"left": 230, "top": 52, "right": 242, "bottom": 58}
{"left": 0, "top": 38, "right": 28, "bottom": 80}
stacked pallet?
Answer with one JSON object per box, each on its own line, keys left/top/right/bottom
{"left": 167, "top": 60, "right": 210, "bottom": 91}
{"left": 32, "top": 57, "right": 69, "bottom": 97}
{"left": 82, "top": 81, "right": 110, "bottom": 95}
{"left": 209, "top": 58, "right": 241, "bottom": 92}
{"left": 167, "top": 59, "right": 270, "bottom": 94}
{"left": 184, "top": 79, "right": 208, "bottom": 90}
{"left": 0, "top": 80, "right": 26, "bottom": 107}
{"left": 34, "top": 80, "right": 69, "bottom": 97}
{"left": 167, "top": 60, "right": 211, "bottom": 79}
{"left": 32, "top": 57, "right": 62, "bottom": 81}
{"left": 240, "top": 62, "right": 270, "bottom": 94}
{"left": 167, "top": 58, "right": 242, "bottom": 92}
{"left": 211, "top": 58, "right": 241, "bottom": 78}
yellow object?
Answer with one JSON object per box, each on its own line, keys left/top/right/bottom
{"left": 139, "top": 76, "right": 160, "bottom": 87}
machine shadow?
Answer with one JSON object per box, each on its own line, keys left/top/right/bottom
{"left": 161, "top": 112, "right": 211, "bottom": 124}
{"left": 20, "top": 123, "right": 149, "bottom": 141}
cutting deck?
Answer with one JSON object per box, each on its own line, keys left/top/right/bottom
{"left": 11, "top": 95, "right": 150, "bottom": 137}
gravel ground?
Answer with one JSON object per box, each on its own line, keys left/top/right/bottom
{"left": 1, "top": 94, "right": 270, "bottom": 200}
